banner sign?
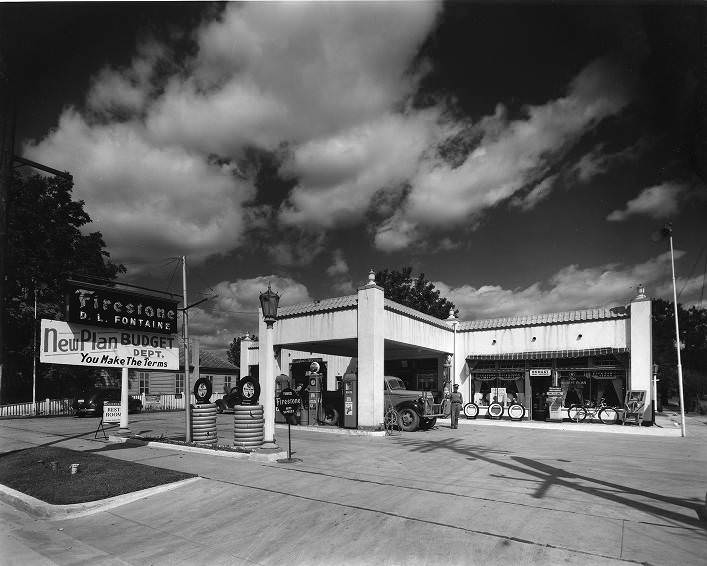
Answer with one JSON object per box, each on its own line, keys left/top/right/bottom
{"left": 529, "top": 369, "right": 552, "bottom": 377}
{"left": 64, "top": 281, "right": 179, "bottom": 335}
{"left": 40, "top": 319, "right": 179, "bottom": 370}
{"left": 472, "top": 372, "right": 523, "bottom": 381}
{"left": 547, "top": 386, "right": 564, "bottom": 421}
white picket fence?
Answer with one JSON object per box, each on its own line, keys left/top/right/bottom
{"left": 0, "top": 398, "right": 74, "bottom": 417}
{"left": 0, "top": 392, "right": 226, "bottom": 418}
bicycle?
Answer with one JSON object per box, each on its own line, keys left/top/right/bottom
{"left": 384, "top": 406, "right": 402, "bottom": 435}
{"left": 568, "top": 400, "right": 619, "bottom": 424}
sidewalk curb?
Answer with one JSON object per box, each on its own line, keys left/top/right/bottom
{"left": 275, "top": 424, "right": 387, "bottom": 437}
{"left": 109, "top": 435, "right": 290, "bottom": 462}
{"left": 0, "top": 477, "right": 201, "bottom": 520}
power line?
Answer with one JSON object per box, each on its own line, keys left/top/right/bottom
{"left": 677, "top": 244, "right": 706, "bottom": 300}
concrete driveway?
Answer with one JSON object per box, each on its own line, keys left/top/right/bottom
{"left": 1, "top": 412, "right": 706, "bottom": 565}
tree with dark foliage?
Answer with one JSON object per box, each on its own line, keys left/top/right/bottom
{"left": 3, "top": 173, "right": 125, "bottom": 401}
{"left": 226, "top": 334, "right": 257, "bottom": 369}
{"left": 375, "top": 267, "right": 457, "bottom": 319}
{"left": 652, "top": 298, "right": 707, "bottom": 410}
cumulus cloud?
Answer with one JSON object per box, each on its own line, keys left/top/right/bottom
{"left": 607, "top": 181, "right": 688, "bottom": 221}
{"left": 23, "top": 111, "right": 254, "bottom": 271}
{"left": 147, "top": 2, "right": 441, "bottom": 154}
{"left": 373, "top": 58, "right": 633, "bottom": 250}
{"left": 326, "top": 249, "right": 354, "bottom": 295}
{"left": 278, "top": 109, "right": 458, "bottom": 228}
{"left": 22, "top": 2, "right": 442, "bottom": 271}
{"left": 188, "top": 275, "right": 311, "bottom": 353}
{"left": 435, "top": 251, "right": 684, "bottom": 320}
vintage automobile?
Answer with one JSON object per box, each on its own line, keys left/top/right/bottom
{"left": 73, "top": 388, "right": 142, "bottom": 417}
{"left": 215, "top": 386, "right": 242, "bottom": 413}
{"left": 384, "top": 375, "right": 444, "bottom": 432}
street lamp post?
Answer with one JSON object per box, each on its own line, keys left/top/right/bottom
{"left": 259, "top": 284, "right": 280, "bottom": 446}
{"left": 446, "top": 308, "right": 459, "bottom": 389}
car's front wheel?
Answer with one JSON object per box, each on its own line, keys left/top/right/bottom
{"left": 398, "top": 407, "right": 420, "bottom": 432}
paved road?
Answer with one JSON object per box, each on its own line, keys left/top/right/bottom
{"left": 1, "top": 412, "right": 706, "bottom": 565}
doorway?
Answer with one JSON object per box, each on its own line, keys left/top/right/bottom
{"left": 530, "top": 376, "right": 552, "bottom": 421}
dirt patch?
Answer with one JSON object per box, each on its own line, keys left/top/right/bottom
{"left": 0, "top": 445, "right": 194, "bottom": 504}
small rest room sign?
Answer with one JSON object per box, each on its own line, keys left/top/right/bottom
{"left": 103, "top": 402, "right": 122, "bottom": 423}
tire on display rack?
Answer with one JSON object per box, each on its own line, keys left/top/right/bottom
{"left": 507, "top": 403, "right": 525, "bottom": 421}
{"left": 599, "top": 407, "right": 619, "bottom": 425}
{"left": 190, "top": 402, "right": 217, "bottom": 444}
{"left": 237, "top": 376, "right": 261, "bottom": 406}
{"left": 463, "top": 402, "right": 479, "bottom": 419}
{"left": 487, "top": 402, "right": 504, "bottom": 419}
{"left": 234, "top": 434, "right": 265, "bottom": 441}
{"left": 193, "top": 378, "right": 213, "bottom": 404}
{"left": 234, "top": 404, "right": 264, "bottom": 448}
{"left": 231, "top": 422, "right": 264, "bottom": 429}
{"left": 322, "top": 406, "right": 339, "bottom": 426}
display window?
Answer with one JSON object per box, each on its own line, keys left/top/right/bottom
{"left": 467, "top": 354, "right": 627, "bottom": 420}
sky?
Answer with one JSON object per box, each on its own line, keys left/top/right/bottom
{"left": 4, "top": 1, "right": 707, "bottom": 355}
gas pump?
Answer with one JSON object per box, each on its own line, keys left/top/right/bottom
{"left": 307, "top": 369, "right": 322, "bottom": 425}
{"left": 342, "top": 373, "right": 358, "bottom": 429}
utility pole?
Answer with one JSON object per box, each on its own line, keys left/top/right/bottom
{"left": 0, "top": 54, "right": 14, "bottom": 405}
{"left": 182, "top": 256, "right": 192, "bottom": 442}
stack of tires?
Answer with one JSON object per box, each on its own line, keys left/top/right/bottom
{"left": 234, "top": 405, "right": 264, "bottom": 449}
{"left": 191, "top": 377, "right": 217, "bottom": 447}
{"left": 191, "top": 403, "right": 218, "bottom": 447}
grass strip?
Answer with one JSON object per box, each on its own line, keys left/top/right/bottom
{"left": 0, "top": 445, "right": 194, "bottom": 505}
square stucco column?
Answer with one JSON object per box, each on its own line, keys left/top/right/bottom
{"left": 630, "top": 292, "right": 652, "bottom": 421}
{"left": 357, "top": 280, "right": 385, "bottom": 428}
{"left": 258, "top": 312, "right": 276, "bottom": 445}
{"left": 239, "top": 335, "right": 251, "bottom": 380}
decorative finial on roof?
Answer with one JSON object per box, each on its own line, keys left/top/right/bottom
{"left": 367, "top": 269, "right": 376, "bottom": 286}
{"left": 635, "top": 284, "right": 646, "bottom": 300}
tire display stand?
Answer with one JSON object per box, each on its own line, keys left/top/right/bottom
{"left": 487, "top": 402, "right": 504, "bottom": 419}
{"left": 191, "top": 377, "right": 217, "bottom": 446}
{"left": 191, "top": 403, "right": 218, "bottom": 447}
{"left": 507, "top": 403, "right": 525, "bottom": 421}
{"left": 234, "top": 405, "right": 264, "bottom": 449}
{"left": 462, "top": 402, "right": 479, "bottom": 419}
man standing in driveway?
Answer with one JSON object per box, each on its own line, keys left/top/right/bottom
{"left": 450, "top": 384, "right": 463, "bottom": 429}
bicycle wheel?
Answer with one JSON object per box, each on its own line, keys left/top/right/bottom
{"left": 567, "top": 405, "right": 583, "bottom": 422}
{"left": 567, "top": 405, "right": 582, "bottom": 422}
{"left": 384, "top": 407, "right": 400, "bottom": 430}
{"left": 599, "top": 407, "right": 619, "bottom": 425}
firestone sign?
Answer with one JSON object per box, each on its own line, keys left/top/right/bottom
{"left": 40, "top": 319, "right": 179, "bottom": 370}
{"left": 64, "top": 281, "right": 178, "bottom": 335}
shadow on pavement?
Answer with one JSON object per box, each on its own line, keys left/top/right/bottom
{"left": 0, "top": 427, "right": 103, "bottom": 459}
{"left": 398, "top": 436, "right": 707, "bottom": 531}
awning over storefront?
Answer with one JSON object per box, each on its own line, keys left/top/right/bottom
{"left": 466, "top": 347, "right": 628, "bottom": 361}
